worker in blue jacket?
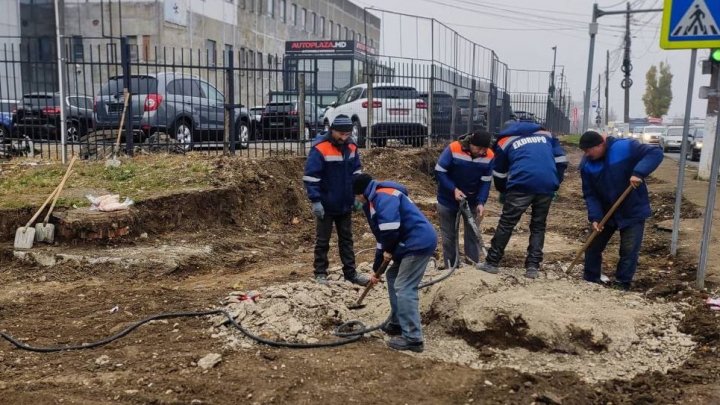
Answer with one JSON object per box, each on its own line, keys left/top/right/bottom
{"left": 303, "top": 115, "right": 369, "bottom": 286}
{"left": 435, "top": 130, "right": 494, "bottom": 269}
{"left": 353, "top": 173, "right": 437, "bottom": 353}
{"left": 477, "top": 122, "right": 568, "bottom": 279}
{"left": 579, "top": 130, "right": 663, "bottom": 290}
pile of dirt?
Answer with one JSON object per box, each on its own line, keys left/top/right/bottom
{"left": 650, "top": 191, "right": 703, "bottom": 222}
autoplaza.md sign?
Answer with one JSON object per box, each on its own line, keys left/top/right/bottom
{"left": 660, "top": 0, "right": 720, "bottom": 49}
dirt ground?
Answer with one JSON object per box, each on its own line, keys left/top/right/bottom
{"left": 2, "top": 144, "right": 720, "bottom": 404}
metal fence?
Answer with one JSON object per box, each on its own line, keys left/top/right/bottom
{"left": 0, "top": 34, "right": 571, "bottom": 161}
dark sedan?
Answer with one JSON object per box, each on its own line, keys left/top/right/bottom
{"left": 13, "top": 93, "right": 94, "bottom": 142}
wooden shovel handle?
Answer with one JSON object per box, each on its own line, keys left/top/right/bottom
{"left": 114, "top": 89, "right": 130, "bottom": 150}
{"left": 566, "top": 184, "right": 636, "bottom": 274}
{"left": 43, "top": 169, "right": 75, "bottom": 224}
{"left": 355, "top": 257, "right": 391, "bottom": 307}
{"left": 25, "top": 156, "right": 77, "bottom": 228}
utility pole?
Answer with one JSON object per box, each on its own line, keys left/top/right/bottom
{"left": 597, "top": 73, "right": 602, "bottom": 126}
{"left": 583, "top": 3, "right": 662, "bottom": 131}
{"left": 549, "top": 46, "right": 557, "bottom": 98}
{"left": 622, "top": 2, "right": 632, "bottom": 123}
{"left": 606, "top": 49, "right": 610, "bottom": 125}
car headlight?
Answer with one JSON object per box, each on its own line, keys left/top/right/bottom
{"left": 696, "top": 141, "right": 703, "bottom": 148}
{"left": 642, "top": 134, "right": 651, "bottom": 140}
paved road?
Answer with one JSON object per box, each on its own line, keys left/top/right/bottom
{"left": 664, "top": 151, "right": 699, "bottom": 168}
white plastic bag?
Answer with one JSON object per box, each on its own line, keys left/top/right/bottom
{"left": 86, "top": 194, "right": 134, "bottom": 212}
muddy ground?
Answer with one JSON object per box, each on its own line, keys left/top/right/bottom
{"left": 1, "top": 145, "right": 720, "bottom": 404}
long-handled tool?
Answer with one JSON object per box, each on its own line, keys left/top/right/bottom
{"left": 14, "top": 156, "right": 77, "bottom": 249}
{"left": 348, "top": 257, "right": 391, "bottom": 310}
{"left": 459, "top": 197, "right": 488, "bottom": 258}
{"left": 565, "top": 184, "right": 636, "bottom": 275}
{"left": 35, "top": 157, "right": 77, "bottom": 243}
{"left": 105, "top": 89, "right": 130, "bottom": 168}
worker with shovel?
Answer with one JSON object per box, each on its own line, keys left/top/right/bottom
{"left": 434, "top": 130, "right": 494, "bottom": 269}
{"left": 304, "top": 115, "right": 370, "bottom": 286}
{"left": 477, "top": 122, "right": 568, "bottom": 278}
{"left": 353, "top": 173, "right": 437, "bottom": 353}
{"left": 578, "top": 130, "right": 663, "bottom": 290}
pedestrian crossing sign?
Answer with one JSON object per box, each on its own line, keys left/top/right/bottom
{"left": 660, "top": 0, "right": 720, "bottom": 49}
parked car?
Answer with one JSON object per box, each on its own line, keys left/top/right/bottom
{"left": 687, "top": 127, "right": 704, "bottom": 161}
{"left": 323, "top": 83, "right": 428, "bottom": 147}
{"left": 659, "top": 126, "right": 686, "bottom": 152}
{"left": 13, "top": 93, "right": 94, "bottom": 141}
{"left": 640, "top": 125, "right": 666, "bottom": 145}
{"left": 418, "top": 91, "right": 458, "bottom": 136}
{"left": 94, "top": 73, "right": 251, "bottom": 149}
{"left": 259, "top": 100, "right": 323, "bottom": 141}
{"left": 514, "top": 110, "right": 540, "bottom": 124}
{"left": 0, "top": 99, "right": 18, "bottom": 142}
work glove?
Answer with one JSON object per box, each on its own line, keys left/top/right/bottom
{"left": 311, "top": 202, "right": 324, "bottom": 220}
{"left": 499, "top": 193, "right": 506, "bottom": 205}
{"left": 552, "top": 191, "right": 559, "bottom": 201}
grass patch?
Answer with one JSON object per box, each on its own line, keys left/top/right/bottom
{"left": 562, "top": 134, "right": 581, "bottom": 146}
{"left": 0, "top": 155, "right": 215, "bottom": 209}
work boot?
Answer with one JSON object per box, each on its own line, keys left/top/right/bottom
{"left": 524, "top": 267, "right": 539, "bottom": 279}
{"left": 380, "top": 322, "right": 402, "bottom": 336}
{"left": 315, "top": 274, "right": 328, "bottom": 285}
{"left": 477, "top": 262, "right": 499, "bottom": 274}
{"left": 387, "top": 336, "right": 424, "bottom": 353}
{"left": 348, "top": 273, "right": 370, "bottom": 287}
{"left": 610, "top": 281, "right": 630, "bottom": 291}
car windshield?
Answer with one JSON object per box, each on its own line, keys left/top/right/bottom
{"left": 99, "top": 76, "right": 158, "bottom": 96}
{"left": 23, "top": 94, "right": 59, "bottom": 107}
{"left": 666, "top": 127, "right": 683, "bottom": 136}
{"left": 644, "top": 126, "right": 667, "bottom": 134}
{"left": 695, "top": 129, "right": 704, "bottom": 139}
{"left": 265, "top": 102, "right": 294, "bottom": 113}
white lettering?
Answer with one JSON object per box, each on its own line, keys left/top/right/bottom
{"left": 512, "top": 136, "right": 547, "bottom": 149}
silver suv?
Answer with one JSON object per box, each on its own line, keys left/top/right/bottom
{"left": 94, "top": 72, "right": 250, "bottom": 149}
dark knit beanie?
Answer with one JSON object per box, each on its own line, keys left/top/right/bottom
{"left": 469, "top": 130, "right": 492, "bottom": 147}
{"left": 579, "top": 130, "right": 604, "bottom": 150}
{"left": 353, "top": 173, "right": 373, "bottom": 196}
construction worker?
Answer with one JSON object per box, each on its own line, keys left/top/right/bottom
{"left": 578, "top": 130, "right": 663, "bottom": 290}
{"left": 303, "top": 115, "right": 370, "bottom": 286}
{"left": 477, "top": 122, "right": 568, "bottom": 278}
{"left": 353, "top": 173, "right": 437, "bottom": 353}
{"left": 435, "top": 130, "right": 494, "bottom": 269}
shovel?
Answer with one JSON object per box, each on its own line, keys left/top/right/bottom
{"left": 35, "top": 165, "right": 76, "bottom": 243}
{"left": 105, "top": 89, "right": 130, "bottom": 168}
{"left": 565, "top": 184, "right": 636, "bottom": 274}
{"left": 348, "top": 257, "right": 391, "bottom": 310}
{"left": 459, "top": 198, "right": 488, "bottom": 258}
{"left": 14, "top": 156, "right": 77, "bottom": 249}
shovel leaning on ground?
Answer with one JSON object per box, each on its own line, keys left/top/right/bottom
{"left": 14, "top": 156, "right": 77, "bottom": 249}
{"left": 565, "top": 183, "right": 637, "bottom": 275}
{"left": 35, "top": 158, "right": 77, "bottom": 243}
{"left": 348, "top": 257, "right": 391, "bottom": 310}
{"left": 105, "top": 89, "right": 130, "bottom": 168}
{"left": 459, "top": 197, "right": 488, "bottom": 258}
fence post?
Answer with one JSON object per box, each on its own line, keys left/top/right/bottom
{"left": 225, "top": 49, "right": 235, "bottom": 155}
{"left": 427, "top": 65, "right": 434, "bottom": 146}
{"left": 468, "top": 79, "right": 476, "bottom": 134}
{"left": 121, "top": 37, "right": 133, "bottom": 157}
{"left": 488, "top": 58, "right": 496, "bottom": 136}
{"left": 450, "top": 88, "right": 458, "bottom": 137}
{"left": 298, "top": 73, "right": 306, "bottom": 147}
{"left": 366, "top": 72, "right": 373, "bottom": 149}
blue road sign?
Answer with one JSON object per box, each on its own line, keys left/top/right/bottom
{"left": 661, "top": 0, "right": 720, "bottom": 49}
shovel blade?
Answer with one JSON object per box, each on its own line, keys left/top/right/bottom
{"left": 35, "top": 223, "right": 55, "bottom": 243}
{"left": 14, "top": 227, "right": 35, "bottom": 250}
{"left": 105, "top": 157, "right": 121, "bottom": 168}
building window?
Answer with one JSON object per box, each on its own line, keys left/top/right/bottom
{"left": 351, "top": 30, "right": 355, "bottom": 41}
{"left": 127, "top": 35, "right": 139, "bottom": 62}
{"left": 267, "top": 0, "right": 274, "bottom": 18}
{"left": 357, "top": 33, "right": 362, "bottom": 42}
{"left": 239, "top": 0, "right": 245, "bottom": 8}
{"left": 258, "top": 52, "right": 263, "bottom": 75}
{"left": 206, "top": 39, "right": 217, "bottom": 66}
{"left": 301, "top": 8, "right": 307, "bottom": 31}
{"left": 291, "top": 3, "right": 297, "bottom": 25}
{"left": 224, "top": 43, "right": 233, "bottom": 65}
{"left": 71, "top": 35, "right": 83, "bottom": 62}
{"left": 280, "top": 0, "right": 286, "bottom": 22}
{"left": 320, "top": 16, "right": 325, "bottom": 37}
{"left": 370, "top": 38, "right": 374, "bottom": 48}
{"left": 311, "top": 12, "right": 317, "bottom": 34}
{"left": 329, "top": 20, "right": 334, "bottom": 37}
{"left": 249, "top": 0, "right": 254, "bottom": 13}
{"left": 248, "top": 50, "right": 255, "bottom": 77}
{"left": 344, "top": 27, "right": 349, "bottom": 40}
{"left": 142, "top": 35, "right": 151, "bottom": 61}
{"left": 337, "top": 23, "right": 341, "bottom": 39}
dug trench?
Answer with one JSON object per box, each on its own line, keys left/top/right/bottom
{"left": 0, "top": 147, "right": 719, "bottom": 404}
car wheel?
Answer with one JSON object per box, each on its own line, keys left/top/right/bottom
{"left": 173, "top": 119, "right": 193, "bottom": 150}
{"left": 351, "top": 120, "right": 361, "bottom": 145}
{"left": 236, "top": 121, "right": 250, "bottom": 149}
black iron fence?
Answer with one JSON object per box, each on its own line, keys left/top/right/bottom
{"left": 0, "top": 36, "right": 571, "bottom": 161}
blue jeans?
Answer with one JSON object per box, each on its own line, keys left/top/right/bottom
{"left": 583, "top": 221, "right": 645, "bottom": 285}
{"left": 386, "top": 254, "right": 430, "bottom": 343}
{"left": 438, "top": 203, "right": 480, "bottom": 267}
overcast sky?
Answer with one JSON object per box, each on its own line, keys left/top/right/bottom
{"left": 355, "top": 0, "right": 711, "bottom": 120}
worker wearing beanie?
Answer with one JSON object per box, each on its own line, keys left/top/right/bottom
{"left": 578, "top": 130, "right": 663, "bottom": 290}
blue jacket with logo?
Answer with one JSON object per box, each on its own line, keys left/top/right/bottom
{"left": 303, "top": 132, "right": 362, "bottom": 215}
{"left": 493, "top": 122, "right": 568, "bottom": 195}
{"left": 580, "top": 136, "right": 664, "bottom": 229}
{"left": 361, "top": 180, "right": 437, "bottom": 268}
{"left": 435, "top": 138, "right": 494, "bottom": 209}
